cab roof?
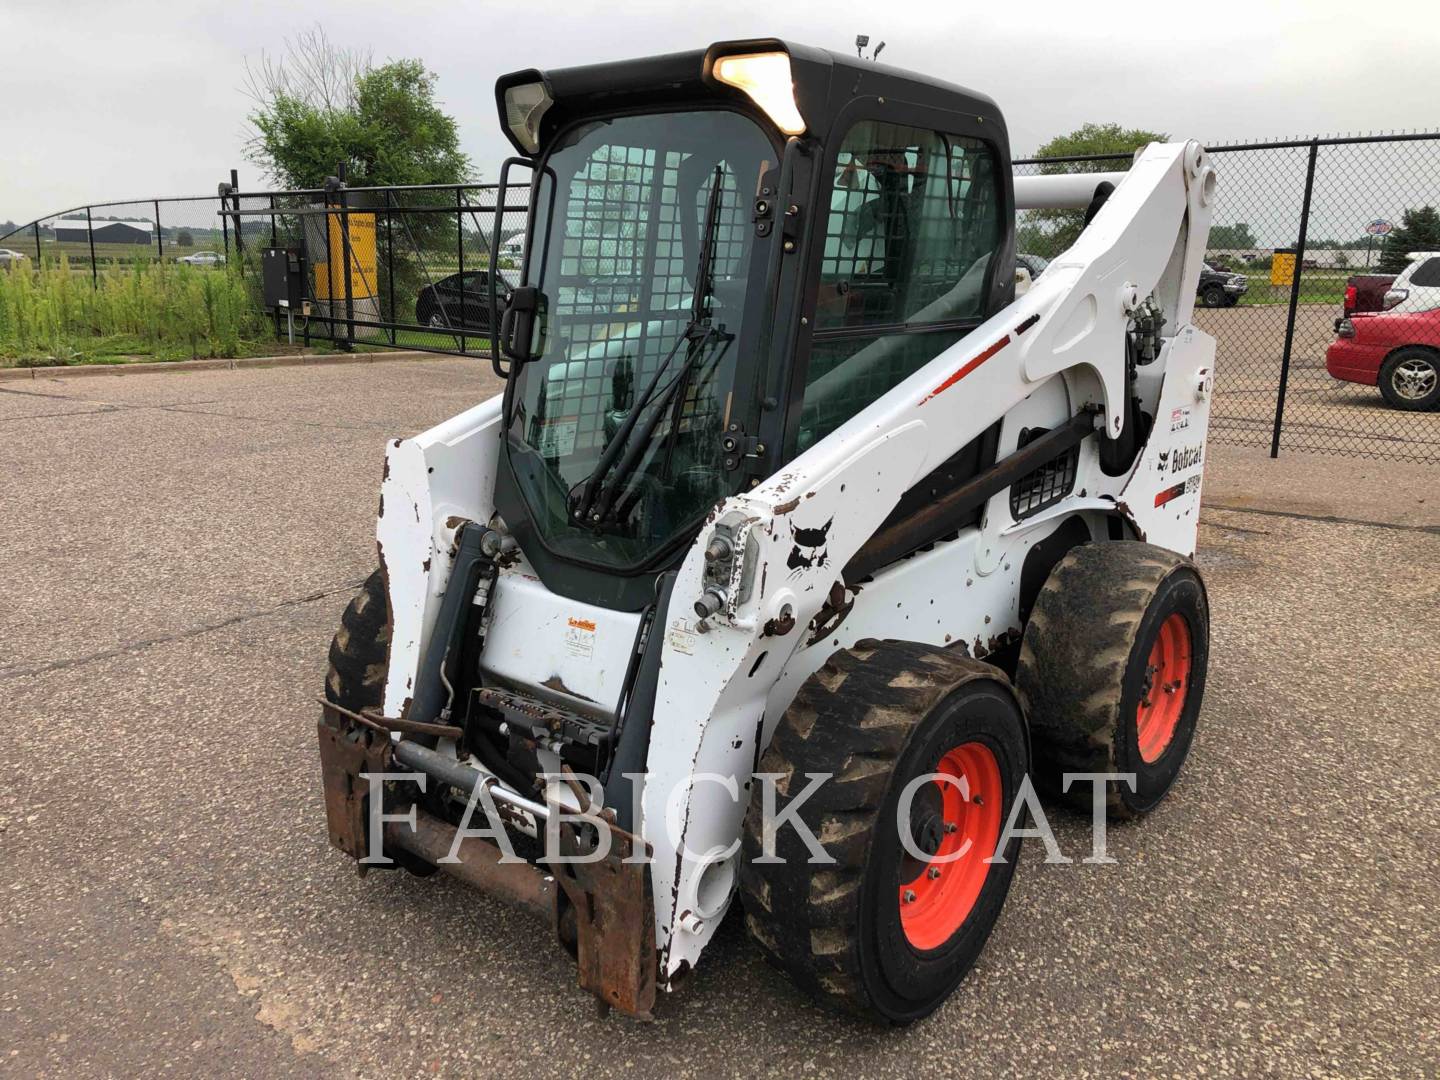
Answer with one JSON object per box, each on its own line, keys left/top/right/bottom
{"left": 494, "top": 39, "right": 1005, "bottom": 157}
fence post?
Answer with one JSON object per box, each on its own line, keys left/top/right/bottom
{"left": 230, "top": 169, "right": 243, "bottom": 263}
{"left": 33, "top": 221, "right": 41, "bottom": 265}
{"left": 85, "top": 206, "right": 98, "bottom": 287}
{"left": 339, "top": 176, "right": 354, "bottom": 350}
{"left": 1270, "top": 140, "right": 1319, "bottom": 458}
{"left": 269, "top": 194, "right": 278, "bottom": 249}
{"left": 155, "top": 201, "right": 164, "bottom": 263}
{"left": 385, "top": 189, "right": 397, "bottom": 347}
{"left": 456, "top": 185, "right": 466, "bottom": 355}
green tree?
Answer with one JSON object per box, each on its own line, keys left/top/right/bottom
{"left": 1209, "top": 222, "right": 1257, "bottom": 249}
{"left": 1377, "top": 206, "right": 1440, "bottom": 273}
{"left": 244, "top": 28, "right": 470, "bottom": 190}
{"left": 176, "top": 229, "right": 194, "bottom": 247}
{"left": 1023, "top": 123, "right": 1168, "bottom": 257}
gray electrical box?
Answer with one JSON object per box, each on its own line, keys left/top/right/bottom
{"left": 261, "top": 247, "right": 308, "bottom": 312}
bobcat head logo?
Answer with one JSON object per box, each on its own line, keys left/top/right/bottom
{"left": 787, "top": 516, "right": 834, "bottom": 578}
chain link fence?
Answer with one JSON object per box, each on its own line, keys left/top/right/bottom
{"left": 2, "top": 195, "right": 239, "bottom": 280}
{"left": 1015, "top": 133, "right": 1440, "bottom": 463}
{"left": 5, "top": 132, "right": 1438, "bottom": 461}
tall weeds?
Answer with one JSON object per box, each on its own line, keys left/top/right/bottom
{"left": 0, "top": 257, "right": 268, "bottom": 364}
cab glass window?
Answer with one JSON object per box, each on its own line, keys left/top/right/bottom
{"left": 797, "top": 120, "right": 1002, "bottom": 450}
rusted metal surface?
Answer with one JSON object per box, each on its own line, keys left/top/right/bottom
{"left": 388, "top": 809, "right": 556, "bottom": 920}
{"left": 316, "top": 706, "right": 393, "bottom": 861}
{"left": 552, "top": 813, "right": 658, "bottom": 1019}
{"left": 803, "top": 579, "right": 854, "bottom": 645}
{"left": 476, "top": 685, "right": 614, "bottom": 749}
{"left": 319, "top": 702, "right": 657, "bottom": 1019}
{"left": 317, "top": 697, "right": 463, "bottom": 741}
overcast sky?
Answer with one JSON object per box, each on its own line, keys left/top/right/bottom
{"left": 3, "top": 0, "right": 1438, "bottom": 228}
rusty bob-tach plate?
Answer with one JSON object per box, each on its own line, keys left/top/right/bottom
{"left": 316, "top": 699, "right": 659, "bottom": 1019}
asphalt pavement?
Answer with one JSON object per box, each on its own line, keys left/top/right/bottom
{"left": 1, "top": 356, "right": 1436, "bottom": 1078}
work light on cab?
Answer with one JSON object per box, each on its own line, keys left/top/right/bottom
{"left": 711, "top": 51, "right": 806, "bottom": 135}
{"left": 503, "top": 81, "right": 553, "bottom": 154}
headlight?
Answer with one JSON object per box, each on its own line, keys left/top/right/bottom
{"left": 502, "top": 81, "right": 554, "bottom": 154}
{"left": 711, "top": 52, "right": 806, "bottom": 136}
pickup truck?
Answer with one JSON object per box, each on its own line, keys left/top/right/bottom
{"left": 1198, "top": 263, "right": 1248, "bottom": 307}
{"left": 1340, "top": 274, "right": 1396, "bottom": 324}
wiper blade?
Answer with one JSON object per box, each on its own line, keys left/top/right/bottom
{"left": 570, "top": 165, "right": 730, "bottom": 528}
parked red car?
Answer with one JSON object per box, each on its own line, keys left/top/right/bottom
{"left": 1326, "top": 307, "right": 1440, "bottom": 410}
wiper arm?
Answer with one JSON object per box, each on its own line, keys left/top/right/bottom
{"left": 570, "top": 165, "right": 729, "bottom": 528}
{"left": 589, "top": 324, "right": 732, "bottom": 525}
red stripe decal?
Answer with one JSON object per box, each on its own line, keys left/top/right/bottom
{"left": 920, "top": 335, "right": 1010, "bottom": 404}
{"left": 1154, "top": 482, "right": 1186, "bottom": 507}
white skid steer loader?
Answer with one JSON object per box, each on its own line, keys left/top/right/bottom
{"left": 318, "top": 39, "right": 1217, "bottom": 1022}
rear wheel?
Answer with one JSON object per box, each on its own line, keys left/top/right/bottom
{"left": 1378, "top": 347, "right": 1440, "bottom": 410}
{"left": 1015, "top": 542, "right": 1208, "bottom": 818}
{"left": 739, "top": 640, "right": 1029, "bottom": 1023}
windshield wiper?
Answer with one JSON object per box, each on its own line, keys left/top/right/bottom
{"left": 570, "top": 165, "right": 732, "bottom": 529}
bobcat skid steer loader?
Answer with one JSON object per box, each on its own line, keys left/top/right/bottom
{"left": 318, "top": 39, "right": 1218, "bottom": 1022}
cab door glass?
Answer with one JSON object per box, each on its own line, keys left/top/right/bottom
{"left": 799, "top": 120, "right": 1002, "bottom": 450}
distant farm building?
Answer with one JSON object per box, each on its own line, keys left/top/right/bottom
{"left": 52, "top": 218, "right": 155, "bottom": 245}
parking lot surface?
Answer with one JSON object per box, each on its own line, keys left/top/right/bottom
{"left": 1, "top": 357, "right": 1436, "bottom": 1078}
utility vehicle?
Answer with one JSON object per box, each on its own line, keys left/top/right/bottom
{"left": 319, "top": 39, "right": 1218, "bottom": 1022}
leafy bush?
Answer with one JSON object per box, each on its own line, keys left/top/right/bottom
{"left": 0, "top": 257, "right": 268, "bottom": 364}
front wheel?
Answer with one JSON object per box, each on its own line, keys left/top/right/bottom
{"left": 325, "top": 568, "right": 390, "bottom": 712}
{"left": 1378, "top": 347, "right": 1440, "bottom": 410}
{"left": 739, "top": 641, "right": 1029, "bottom": 1024}
{"left": 1201, "top": 284, "right": 1226, "bottom": 308}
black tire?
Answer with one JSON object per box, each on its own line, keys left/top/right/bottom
{"left": 1201, "top": 284, "right": 1226, "bottom": 308}
{"left": 1015, "top": 542, "right": 1208, "bottom": 819}
{"left": 325, "top": 568, "right": 391, "bottom": 712}
{"left": 1377, "top": 347, "right": 1440, "bottom": 411}
{"left": 739, "top": 640, "right": 1029, "bottom": 1024}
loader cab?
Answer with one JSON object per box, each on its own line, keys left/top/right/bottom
{"left": 492, "top": 40, "right": 1014, "bottom": 608}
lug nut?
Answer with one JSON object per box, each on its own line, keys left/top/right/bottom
{"left": 943, "top": 822, "right": 957, "bottom": 834}
{"left": 902, "top": 889, "right": 917, "bottom": 904}
{"left": 927, "top": 867, "right": 941, "bottom": 880}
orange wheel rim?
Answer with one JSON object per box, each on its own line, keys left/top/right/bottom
{"left": 898, "top": 742, "right": 1003, "bottom": 951}
{"left": 1136, "top": 612, "right": 1192, "bottom": 763}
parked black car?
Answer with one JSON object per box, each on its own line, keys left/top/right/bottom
{"left": 1197, "top": 263, "right": 1248, "bottom": 307}
{"left": 415, "top": 269, "right": 520, "bottom": 330}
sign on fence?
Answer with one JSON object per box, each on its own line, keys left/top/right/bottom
{"left": 1270, "top": 248, "right": 1296, "bottom": 288}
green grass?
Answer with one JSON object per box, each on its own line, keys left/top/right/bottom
{"left": 1230, "top": 269, "right": 1347, "bottom": 307}
{"left": 0, "top": 255, "right": 273, "bottom": 366}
